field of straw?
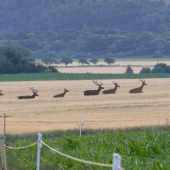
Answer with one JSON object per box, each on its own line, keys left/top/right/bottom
{"left": 0, "top": 78, "right": 170, "bottom": 134}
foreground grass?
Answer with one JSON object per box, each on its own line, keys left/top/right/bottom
{"left": 3, "top": 126, "right": 170, "bottom": 170}
{"left": 0, "top": 72, "right": 170, "bottom": 81}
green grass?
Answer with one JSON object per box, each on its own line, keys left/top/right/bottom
{"left": 3, "top": 126, "right": 170, "bottom": 170}
{"left": 0, "top": 72, "right": 170, "bottom": 81}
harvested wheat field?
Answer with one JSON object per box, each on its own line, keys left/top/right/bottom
{"left": 0, "top": 78, "right": 170, "bottom": 134}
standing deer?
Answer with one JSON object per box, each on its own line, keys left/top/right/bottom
{"left": 102, "top": 81, "right": 120, "bottom": 94}
{"left": 84, "top": 80, "right": 104, "bottom": 96}
{"left": 18, "top": 87, "right": 39, "bottom": 99}
{"left": 0, "top": 90, "right": 3, "bottom": 96}
{"left": 129, "top": 79, "right": 147, "bottom": 93}
{"left": 53, "top": 89, "right": 69, "bottom": 98}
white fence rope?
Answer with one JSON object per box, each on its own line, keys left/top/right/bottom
{"left": 4, "top": 142, "right": 37, "bottom": 150}
{"left": 41, "top": 140, "right": 125, "bottom": 170}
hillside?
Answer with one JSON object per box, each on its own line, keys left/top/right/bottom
{"left": 0, "top": 0, "right": 170, "bottom": 60}
{"left": 0, "top": 0, "right": 169, "bottom": 33}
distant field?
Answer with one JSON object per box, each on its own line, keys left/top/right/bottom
{"left": 0, "top": 78, "right": 170, "bottom": 134}
{"left": 57, "top": 58, "right": 170, "bottom": 73}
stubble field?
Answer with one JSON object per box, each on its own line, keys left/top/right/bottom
{"left": 0, "top": 78, "right": 170, "bottom": 134}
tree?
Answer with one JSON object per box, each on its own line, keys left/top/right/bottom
{"left": 125, "top": 65, "right": 133, "bottom": 73}
{"left": 0, "top": 45, "right": 57, "bottom": 74}
{"left": 140, "top": 67, "right": 151, "bottom": 74}
{"left": 89, "top": 58, "right": 98, "bottom": 66}
{"left": 78, "top": 58, "right": 89, "bottom": 66}
{"left": 60, "top": 57, "right": 73, "bottom": 66}
{"left": 104, "top": 54, "right": 115, "bottom": 66}
{"left": 152, "top": 63, "right": 170, "bottom": 73}
{"left": 152, "top": 51, "right": 163, "bottom": 64}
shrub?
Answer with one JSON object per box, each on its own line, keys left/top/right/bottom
{"left": 152, "top": 66, "right": 165, "bottom": 73}
{"left": 140, "top": 67, "right": 151, "bottom": 74}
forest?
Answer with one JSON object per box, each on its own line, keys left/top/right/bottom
{"left": 0, "top": 0, "right": 170, "bottom": 60}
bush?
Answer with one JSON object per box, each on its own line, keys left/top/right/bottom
{"left": 47, "top": 66, "right": 59, "bottom": 72}
{"left": 140, "top": 67, "right": 151, "bottom": 74}
{"left": 152, "top": 63, "right": 170, "bottom": 74}
{"left": 152, "top": 66, "right": 165, "bottom": 73}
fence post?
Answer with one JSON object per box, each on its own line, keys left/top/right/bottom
{"left": 112, "top": 153, "right": 121, "bottom": 170}
{"left": 79, "top": 111, "right": 84, "bottom": 137}
{"left": 4, "top": 114, "right": 6, "bottom": 144}
{"left": 0, "top": 139, "right": 7, "bottom": 170}
{"left": 36, "top": 133, "right": 42, "bottom": 170}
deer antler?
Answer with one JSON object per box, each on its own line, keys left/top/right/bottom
{"left": 112, "top": 81, "right": 118, "bottom": 85}
{"left": 93, "top": 80, "right": 102, "bottom": 86}
{"left": 29, "top": 87, "right": 38, "bottom": 93}
{"left": 139, "top": 79, "right": 144, "bottom": 82}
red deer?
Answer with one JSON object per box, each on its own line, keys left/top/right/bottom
{"left": 129, "top": 79, "right": 147, "bottom": 93}
{"left": 84, "top": 80, "right": 104, "bottom": 96}
{"left": 18, "top": 87, "right": 39, "bottom": 99}
{"left": 0, "top": 90, "right": 3, "bottom": 96}
{"left": 102, "top": 81, "right": 120, "bottom": 94}
{"left": 53, "top": 89, "right": 69, "bottom": 98}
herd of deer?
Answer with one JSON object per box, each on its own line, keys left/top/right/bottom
{"left": 0, "top": 79, "right": 147, "bottom": 99}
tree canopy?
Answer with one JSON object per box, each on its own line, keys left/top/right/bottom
{"left": 0, "top": 46, "right": 58, "bottom": 74}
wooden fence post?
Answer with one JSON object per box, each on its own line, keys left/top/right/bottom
{"left": 4, "top": 114, "right": 6, "bottom": 144}
{"left": 0, "top": 139, "right": 7, "bottom": 170}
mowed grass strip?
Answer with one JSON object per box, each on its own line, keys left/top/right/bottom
{"left": 0, "top": 72, "right": 170, "bottom": 81}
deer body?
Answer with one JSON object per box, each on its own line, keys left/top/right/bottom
{"left": 0, "top": 90, "right": 3, "bottom": 96}
{"left": 129, "top": 80, "right": 147, "bottom": 93}
{"left": 53, "top": 89, "right": 69, "bottom": 98}
{"left": 18, "top": 88, "right": 39, "bottom": 99}
{"left": 102, "top": 82, "right": 120, "bottom": 94}
{"left": 84, "top": 81, "right": 104, "bottom": 96}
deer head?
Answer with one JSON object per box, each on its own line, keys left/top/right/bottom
{"left": 113, "top": 81, "right": 120, "bottom": 87}
{"left": 29, "top": 87, "right": 39, "bottom": 96}
{"left": 139, "top": 79, "right": 147, "bottom": 86}
{"left": 93, "top": 80, "right": 104, "bottom": 89}
{"left": 0, "top": 90, "right": 3, "bottom": 96}
{"left": 64, "top": 89, "right": 69, "bottom": 92}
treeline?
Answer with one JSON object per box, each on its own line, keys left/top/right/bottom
{"left": 0, "top": 0, "right": 169, "bottom": 32}
{"left": 0, "top": 46, "right": 58, "bottom": 74}
{"left": 0, "top": 28, "right": 170, "bottom": 60}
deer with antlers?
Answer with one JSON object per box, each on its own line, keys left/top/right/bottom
{"left": 84, "top": 80, "right": 104, "bottom": 96}
{"left": 18, "top": 87, "right": 39, "bottom": 99}
{"left": 0, "top": 90, "right": 3, "bottom": 96}
{"left": 129, "top": 79, "right": 147, "bottom": 93}
{"left": 102, "top": 81, "right": 120, "bottom": 94}
{"left": 53, "top": 89, "right": 69, "bottom": 98}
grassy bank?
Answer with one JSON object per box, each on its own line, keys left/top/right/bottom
{"left": 0, "top": 73, "right": 170, "bottom": 81}
{"left": 3, "top": 126, "right": 170, "bottom": 170}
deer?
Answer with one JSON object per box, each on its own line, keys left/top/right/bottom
{"left": 53, "top": 89, "right": 69, "bottom": 98}
{"left": 18, "top": 87, "right": 39, "bottom": 99}
{"left": 102, "top": 81, "right": 120, "bottom": 94}
{"left": 129, "top": 79, "right": 147, "bottom": 93}
{"left": 84, "top": 80, "right": 104, "bottom": 96}
{"left": 0, "top": 90, "right": 3, "bottom": 96}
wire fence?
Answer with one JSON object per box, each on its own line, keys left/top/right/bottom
{"left": 1, "top": 133, "right": 125, "bottom": 170}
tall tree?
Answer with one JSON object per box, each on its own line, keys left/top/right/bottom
{"left": 60, "top": 57, "right": 73, "bottom": 66}
{"left": 89, "top": 58, "right": 98, "bottom": 66}
{"left": 104, "top": 54, "right": 115, "bottom": 66}
{"left": 78, "top": 58, "right": 89, "bottom": 66}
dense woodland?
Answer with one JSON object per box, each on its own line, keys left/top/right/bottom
{"left": 0, "top": 0, "right": 170, "bottom": 61}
